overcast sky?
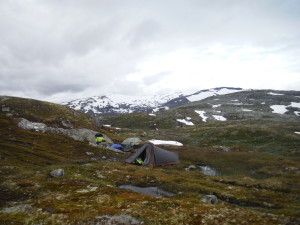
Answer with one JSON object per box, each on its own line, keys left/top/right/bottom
{"left": 0, "top": 0, "right": 300, "bottom": 103}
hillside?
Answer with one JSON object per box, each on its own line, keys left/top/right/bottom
{"left": 0, "top": 96, "right": 300, "bottom": 224}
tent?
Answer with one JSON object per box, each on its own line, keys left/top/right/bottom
{"left": 125, "top": 143, "right": 180, "bottom": 167}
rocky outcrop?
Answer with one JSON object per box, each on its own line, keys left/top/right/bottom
{"left": 17, "top": 118, "right": 113, "bottom": 145}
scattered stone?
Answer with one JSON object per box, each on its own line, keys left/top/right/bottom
{"left": 50, "top": 169, "right": 65, "bottom": 177}
{"left": 45, "top": 206, "right": 55, "bottom": 213}
{"left": 96, "top": 215, "right": 143, "bottom": 225}
{"left": 201, "top": 195, "right": 218, "bottom": 205}
{"left": 2, "top": 166, "right": 18, "bottom": 169}
{"left": 185, "top": 165, "right": 197, "bottom": 171}
{"left": 1, "top": 204, "right": 33, "bottom": 213}
{"left": 213, "top": 145, "right": 231, "bottom": 152}
{"left": 2, "top": 106, "right": 10, "bottom": 112}
{"left": 86, "top": 152, "right": 94, "bottom": 155}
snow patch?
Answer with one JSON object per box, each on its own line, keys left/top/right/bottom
{"left": 290, "top": 102, "right": 300, "bottom": 108}
{"left": 195, "top": 110, "right": 208, "bottom": 122}
{"left": 294, "top": 111, "right": 300, "bottom": 116}
{"left": 177, "top": 119, "right": 194, "bottom": 126}
{"left": 270, "top": 105, "right": 288, "bottom": 114}
{"left": 241, "top": 109, "right": 253, "bottom": 112}
{"left": 149, "top": 113, "right": 156, "bottom": 116}
{"left": 148, "top": 139, "right": 183, "bottom": 146}
{"left": 187, "top": 88, "right": 243, "bottom": 102}
{"left": 212, "top": 104, "right": 221, "bottom": 108}
{"left": 212, "top": 115, "right": 227, "bottom": 121}
{"left": 295, "top": 132, "right": 300, "bottom": 135}
{"left": 268, "top": 92, "right": 284, "bottom": 96}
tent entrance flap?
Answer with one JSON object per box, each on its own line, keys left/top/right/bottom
{"left": 125, "top": 143, "right": 179, "bottom": 167}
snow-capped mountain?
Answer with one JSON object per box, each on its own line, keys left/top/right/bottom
{"left": 63, "top": 87, "right": 244, "bottom": 117}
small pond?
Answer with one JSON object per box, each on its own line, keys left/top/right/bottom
{"left": 119, "top": 185, "right": 175, "bottom": 197}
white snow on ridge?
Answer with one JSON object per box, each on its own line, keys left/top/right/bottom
{"left": 177, "top": 118, "right": 194, "bottom": 126}
{"left": 187, "top": 88, "right": 243, "bottom": 102}
{"left": 270, "top": 105, "right": 288, "bottom": 114}
{"left": 212, "top": 104, "right": 221, "bottom": 108}
{"left": 290, "top": 102, "right": 300, "bottom": 108}
{"left": 268, "top": 92, "right": 284, "bottom": 96}
{"left": 212, "top": 115, "right": 227, "bottom": 121}
{"left": 149, "top": 139, "right": 183, "bottom": 146}
{"left": 270, "top": 102, "right": 300, "bottom": 115}
{"left": 195, "top": 110, "right": 208, "bottom": 122}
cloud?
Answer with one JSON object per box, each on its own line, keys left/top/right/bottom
{"left": 0, "top": 0, "right": 300, "bottom": 102}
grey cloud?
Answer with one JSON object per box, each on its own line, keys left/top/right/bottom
{"left": 0, "top": 0, "right": 300, "bottom": 102}
{"left": 142, "top": 71, "right": 172, "bottom": 85}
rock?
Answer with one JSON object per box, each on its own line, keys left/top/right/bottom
{"left": 18, "top": 118, "right": 47, "bottom": 132}
{"left": 96, "top": 215, "right": 143, "bottom": 225}
{"left": 2, "top": 106, "right": 10, "bottom": 112}
{"left": 50, "top": 169, "right": 65, "bottom": 177}
{"left": 86, "top": 152, "right": 94, "bottom": 155}
{"left": 185, "top": 165, "right": 197, "bottom": 171}
{"left": 1, "top": 204, "right": 33, "bottom": 213}
{"left": 45, "top": 206, "right": 55, "bottom": 213}
{"left": 213, "top": 145, "right": 231, "bottom": 152}
{"left": 201, "top": 195, "right": 218, "bottom": 205}
{"left": 61, "top": 119, "right": 73, "bottom": 128}
{"left": 121, "top": 137, "right": 142, "bottom": 147}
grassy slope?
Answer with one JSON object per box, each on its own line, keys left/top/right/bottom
{"left": 0, "top": 97, "right": 300, "bottom": 224}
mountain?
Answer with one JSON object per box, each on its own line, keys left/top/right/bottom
{"left": 100, "top": 88, "right": 300, "bottom": 129}
{"left": 1, "top": 95, "right": 300, "bottom": 224}
{"left": 63, "top": 87, "right": 244, "bottom": 117}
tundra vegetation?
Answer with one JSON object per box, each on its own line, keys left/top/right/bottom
{"left": 0, "top": 96, "right": 299, "bottom": 224}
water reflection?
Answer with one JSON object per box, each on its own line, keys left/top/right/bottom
{"left": 119, "top": 185, "right": 175, "bottom": 197}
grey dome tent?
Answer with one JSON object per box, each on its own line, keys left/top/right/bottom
{"left": 125, "top": 143, "right": 180, "bottom": 167}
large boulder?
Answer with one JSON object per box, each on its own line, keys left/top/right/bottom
{"left": 18, "top": 118, "right": 47, "bottom": 132}
{"left": 121, "top": 137, "right": 142, "bottom": 146}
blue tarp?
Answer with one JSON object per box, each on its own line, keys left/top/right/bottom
{"left": 110, "top": 144, "right": 125, "bottom": 150}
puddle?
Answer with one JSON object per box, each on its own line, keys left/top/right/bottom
{"left": 119, "top": 185, "right": 175, "bottom": 197}
{"left": 199, "top": 166, "right": 219, "bottom": 176}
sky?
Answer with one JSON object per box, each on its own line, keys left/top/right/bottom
{"left": 0, "top": 0, "right": 300, "bottom": 103}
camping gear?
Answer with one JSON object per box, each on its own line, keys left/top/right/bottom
{"left": 110, "top": 144, "right": 125, "bottom": 150}
{"left": 95, "top": 133, "right": 105, "bottom": 144}
{"left": 125, "top": 143, "right": 180, "bottom": 167}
